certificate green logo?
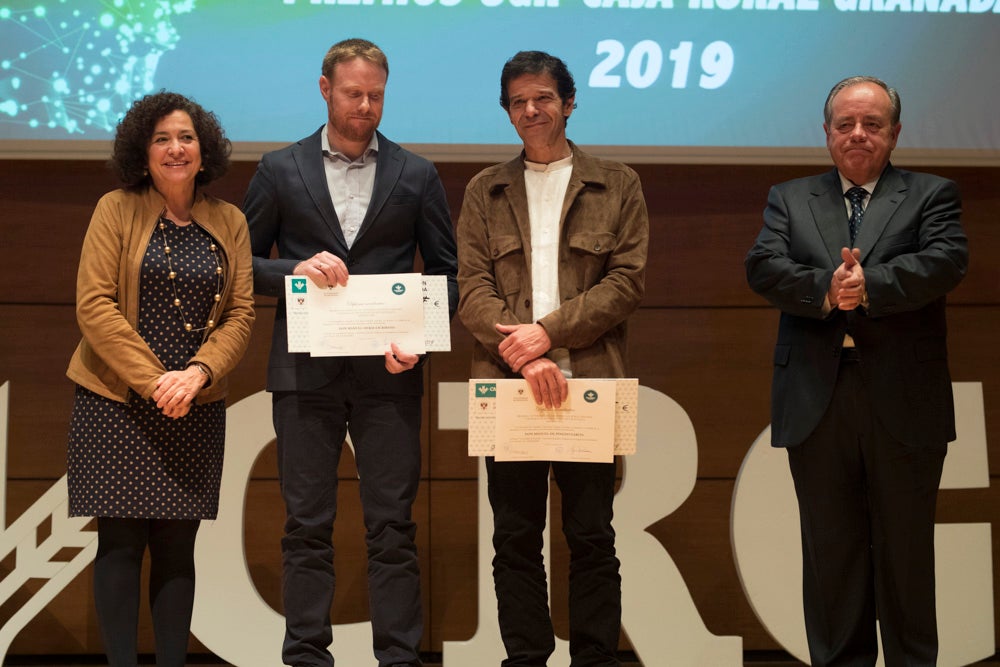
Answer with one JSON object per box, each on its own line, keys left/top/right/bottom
{"left": 392, "top": 282, "right": 406, "bottom": 295}
{"left": 291, "top": 278, "right": 308, "bottom": 293}
{"left": 583, "top": 389, "right": 599, "bottom": 403}
{"left": 475, "top": 383, "right": 497, "bottom": 398}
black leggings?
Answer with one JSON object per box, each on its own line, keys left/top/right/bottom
{"left": 94, "top": 517, "right": 200, "bottom": 667}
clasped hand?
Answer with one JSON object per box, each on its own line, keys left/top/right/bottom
{"left": 153, "top": 366, "right": 209, "bottom": 419}
{"left": 828, "top": 247, "right": 866, "bottom": 311}
{"left": 496, "top": 322, "right": 568, "bottom": 408}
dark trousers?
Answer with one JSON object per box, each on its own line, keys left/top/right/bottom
{"left": 787, "top": 358, "right": 946, "bottom": 667}
{"left": 93, "top": 517, "right": 200, "bottom": 667}
{"left": 486, "top": 457, "right": 622, "bottom": 667}
{"left": 274, "top": 371, "right": 423, "bottom": 667}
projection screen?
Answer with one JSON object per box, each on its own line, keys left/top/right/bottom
{"left": 1, "top": 0, "right": 998, "bottom": 163}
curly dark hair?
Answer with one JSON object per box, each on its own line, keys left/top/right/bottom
{"left": 109, "top": 91, "right": 231, "bottom": 191}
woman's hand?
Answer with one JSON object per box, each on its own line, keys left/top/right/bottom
{"left": 152, "top": 366, "right": 208, "bottom": 419}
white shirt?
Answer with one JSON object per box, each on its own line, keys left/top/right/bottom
{"left": 524, "top": 154, "right": 573, "bottom": 375}
{"left": 321, "top": 125, "right": 378, "bottom": 248}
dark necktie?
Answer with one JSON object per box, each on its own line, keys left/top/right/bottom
{"left": 845, "top": 186, "right": 867, "bottom": 244}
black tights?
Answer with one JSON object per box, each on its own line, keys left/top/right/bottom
{"left": 94, "top": 517, "right": 200, "bottom": 667}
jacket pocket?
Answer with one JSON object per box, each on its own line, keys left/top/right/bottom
{"left": 878, "top": 230, "right": 919, "bottom": 255}
{"left": 568, "top": 231, "right": 617, "bottom": 256}
{"left": 489, "top": 235, "right": 524, "bottom": 295}
{"left": 387, "top": 194, "right": 419, "bottom": 206}
{"left": 567, "top": 231, "right": 617, "bottom": 289}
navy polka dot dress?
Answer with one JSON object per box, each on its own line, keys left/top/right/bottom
{"left": 68, "top": 218, "right": 226, "bottom": 520}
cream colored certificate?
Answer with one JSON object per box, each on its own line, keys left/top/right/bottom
{"left": 301, "top": 273, "right": 425, "bottom": 357}
{"left": 469, "top": 379, "right": 638, "bottom": 458}
{"left": 286, "top": 274, "right": 450, "bottom": 355}
{"left": 467, "top": 379, "right": 638, "bottom": 462}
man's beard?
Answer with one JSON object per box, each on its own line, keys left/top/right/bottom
{"left": 333, "top": 115, "right": 378, "bottom": 143}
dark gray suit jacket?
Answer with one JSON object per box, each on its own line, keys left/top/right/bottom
{"left": 746, "top": 165, "right": 968, "bottom": 448}
{"left": 244, "top": 128, "right": 458, "bottom": 395}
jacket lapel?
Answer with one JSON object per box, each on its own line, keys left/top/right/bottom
{"left": 488, "top": 155, "right": 533, "bottom": 272}
{"left": 560, "top": 145, "right": 606, "bottom": 235}
{"left": 354, "top": 132, "right": 402, "bottom": 246}
{"left": 507, "top": 161, "right": 534, "bottom": 272}
{"left": 808, "top": 169, "right": 850, "bottom": 267}
{"left": 855, "top": 164, "right": 907, "bottom": 264}
{"left": 293, "top": 128, "right": 349, "bottom": 252}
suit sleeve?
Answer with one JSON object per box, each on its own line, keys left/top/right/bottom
{"left": 863, "top": 178, "right": 968, "bottom": 317}
{"left": 243, "top": 154, "right": 301, "bottom": 298}
{"left": 745, "top": 184, "right": 835, "bottom": 319}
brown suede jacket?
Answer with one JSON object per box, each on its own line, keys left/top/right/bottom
{"left": 67, "top": 187, "right": 255, "bottom": 404}
{"left": 457, "top": 144, "right": 648, "bottom": 380}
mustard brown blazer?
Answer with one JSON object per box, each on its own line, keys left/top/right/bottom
{"left": 67, "top": 187, "right": 256, "bottom": 404}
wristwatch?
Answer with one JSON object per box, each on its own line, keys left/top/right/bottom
{"left": 188, "top": 362, "right": 212, "bottom": 384}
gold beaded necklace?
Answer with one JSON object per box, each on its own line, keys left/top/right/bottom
{"left": 157, "top": 217, "right": 223, "bottom": 333}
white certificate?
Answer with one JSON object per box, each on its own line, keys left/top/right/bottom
{"left": 468, "top": 379, "right": 639, "bottom": 461}
{"left": 283, "top": 273, "right": 423, "bottom": 356}
{"left": 285, "top": 274, "right": 451, "bottom": 356}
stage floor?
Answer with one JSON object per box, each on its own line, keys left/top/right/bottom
{"left": 8, "top": 655, "right": 1000, "bottom": 666}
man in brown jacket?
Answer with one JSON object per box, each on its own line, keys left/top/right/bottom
{"left": 457, "top": 51, "right": 648, "bottom": 667}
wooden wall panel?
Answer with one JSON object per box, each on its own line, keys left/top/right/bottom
{"left": 438, "top": 162, "right": 1000, "bottom": 309}
{"left": 427, "top": 480, "right": 480, "bottom": 647}
{"left": 9, "top": 161, "right": 996, "bottom": 309}
{"left": 1, "top": 158, "right": 997, "bottom": 658}
{"left": 0, "top": 305, "right": 78, "bottom": 478}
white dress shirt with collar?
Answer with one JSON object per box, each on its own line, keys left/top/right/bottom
{"left": 321, "top": 125, "right": 378, "bottom": 249}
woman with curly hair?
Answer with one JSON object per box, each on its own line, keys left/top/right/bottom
{"left": 65, "top": 91, "right": 254, "bottom": 665}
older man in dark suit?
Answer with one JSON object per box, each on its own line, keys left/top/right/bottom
{"left": 243, "top": 38, "right": 457, "bottom": 667}
{"left": 746, "top": 76, "right": 968, "bottom": 666}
